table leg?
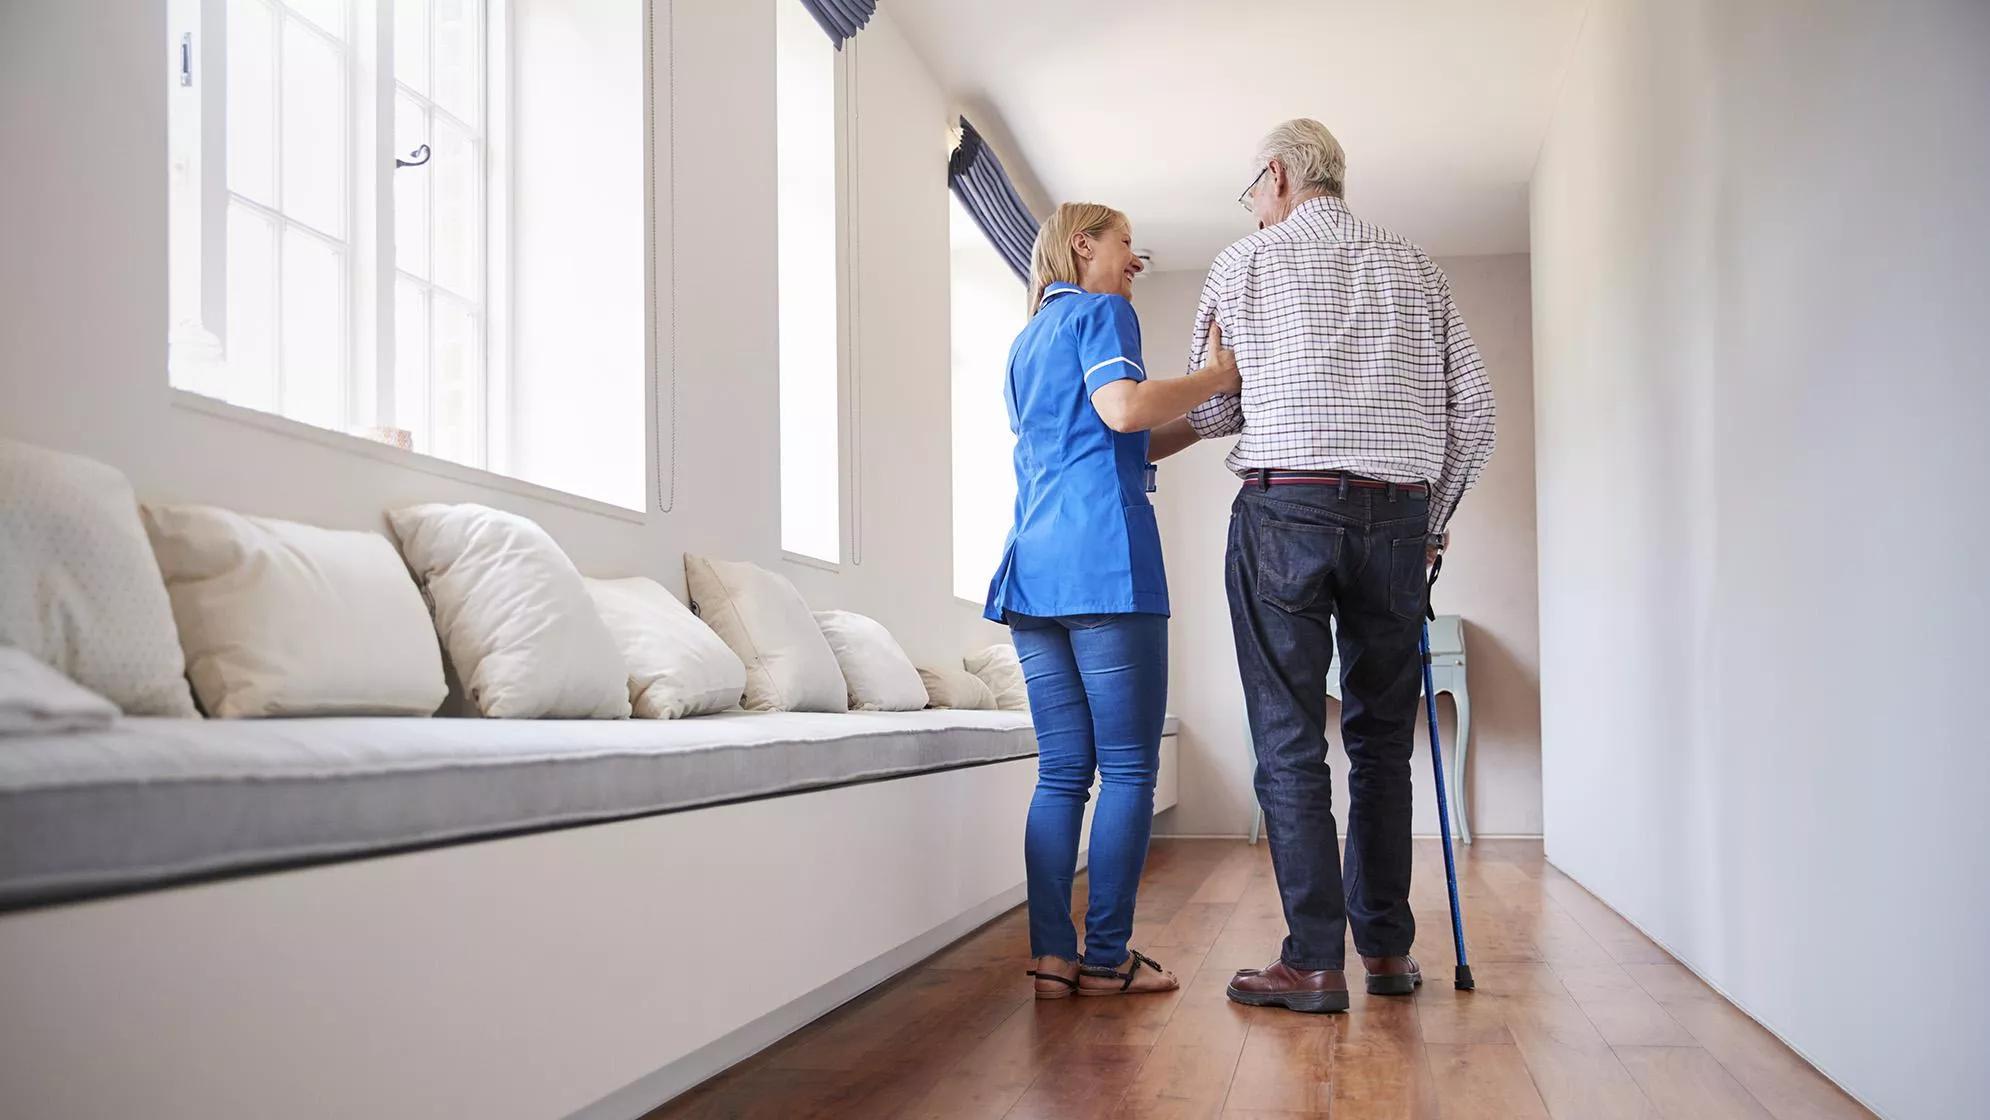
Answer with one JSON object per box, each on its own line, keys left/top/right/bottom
{"left": 1447, "top": 686, "right": 1472, "bottom": 844}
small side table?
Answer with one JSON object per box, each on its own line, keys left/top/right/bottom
{"left": 1247, "top": 614, "right": 1473, "bottom": 845}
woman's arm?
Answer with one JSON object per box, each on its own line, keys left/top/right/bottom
{"left": 1091, "top": 323, "right": 1240, "bottom": 434}
{"left": 1147, "top": 418, "right": 1202, "bottom": 461}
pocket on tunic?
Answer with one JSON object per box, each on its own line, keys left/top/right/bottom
{"left": 1255, "top": 518, "right": 1345, "bottom": 614}
{"left": 1121, "top": 503, "right": 1167, "bottom": 600}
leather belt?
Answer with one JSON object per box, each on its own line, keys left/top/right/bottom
{"left": 1246, "top": 469, "right": 1428, "bottom": 495}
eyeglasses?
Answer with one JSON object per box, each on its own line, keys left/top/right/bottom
{"left": 1237, "top": 165, "right": 1269, "bottom": 212}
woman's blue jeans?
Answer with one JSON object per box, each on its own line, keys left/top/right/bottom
{"left": 1008, "top": 611, "right": 1169, "bottom": 966}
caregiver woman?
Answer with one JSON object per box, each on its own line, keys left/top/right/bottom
{"left": 983, "top": 202, "right": 1240, "bottom": 998}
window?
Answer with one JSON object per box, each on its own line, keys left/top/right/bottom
{"left": 392, "top": 0, "right": 489, "bottom": 468}
{"left": 948, "top": 194, "right": 1023, "bottom": 602}
{"left": 167, "top": 0, "right": 361, "bottom": 432}
{"left": 167, "top": 0, "right": 650, "bottom": 511}
{"left": 774, "top": 0, "right": 845, "bottom": 565}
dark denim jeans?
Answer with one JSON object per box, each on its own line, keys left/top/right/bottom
{"left": 1008, "top": 611, "right": 1169, "bottom": 966}
{"left": 1226, "top": 478, "right": 1429, "bottom": 970}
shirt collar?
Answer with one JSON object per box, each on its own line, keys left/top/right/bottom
{"left": 1286, "top": 194, "right": 1351, "bottom": 234}
{"left": 1042, "top": 283, "right": 1084, "bottom": 301}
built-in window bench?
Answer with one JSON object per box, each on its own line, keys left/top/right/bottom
{"left": 0, "top": 709, "right": 1180, "bottom": 1120}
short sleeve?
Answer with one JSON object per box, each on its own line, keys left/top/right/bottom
{"left": 1073, "top": 296, "right": 1146, "bottom": 394}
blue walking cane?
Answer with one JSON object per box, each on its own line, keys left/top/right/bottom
{"left": 1423, "top": 551, "right": 1475, "bottom": 990}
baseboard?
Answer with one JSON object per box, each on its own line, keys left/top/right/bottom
{"left": 568, "top": 880, "right": 1030, "bottom": 1120}
{"left": 1544, "top": 856, "right": 1890, "bottom": 1120}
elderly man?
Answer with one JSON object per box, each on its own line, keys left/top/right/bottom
{"left": 1157, "top": 118, "right": 1496, "bottom": 1013}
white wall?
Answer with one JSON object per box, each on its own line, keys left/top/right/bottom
{"left": 1142, "top": 254, "right": 1542, "bottom": 839}
{"left": 1531, "top": 2, "right": 1990, "bottom": 1117}
{"left": 0, "top": 0, "right": 995, "bottom": 671}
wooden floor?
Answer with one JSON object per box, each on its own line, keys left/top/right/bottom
{"left": 647, "top": 839, "right": 1873, "bottom": 1120}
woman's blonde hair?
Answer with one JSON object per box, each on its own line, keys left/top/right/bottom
{"left": 1027, "top": 202, "right": 1129, "bottom": 316}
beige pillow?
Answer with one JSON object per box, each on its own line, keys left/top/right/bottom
{"left": 814, "top": 610, "right": 927, "bottom": 712}
{"left": 585, "top": 576, "right": 745, "bottom": 718}
{"left": 143, "top": 505, "right": 447, "bottom": 718}
{"left": 963, "top": 644, "right": 1029, "bottom": 712}
{"left": 683, "top": 555, "right": 847, "bottom": 713}
{"left": 388, "top": 503, "right": 630, "bottom": 719}
{"left": 0, "top": 439, "right": 197, "bottom": 716}
{"left": 918, "top": 665, "right": 997, "bottom": 711}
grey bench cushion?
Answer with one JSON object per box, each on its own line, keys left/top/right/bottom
{"left": 0, "top": 709, "right": 1038, "bottom": 909}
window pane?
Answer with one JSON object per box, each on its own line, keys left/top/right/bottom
{"left": 226, "top": 0, "right": 277, "bottom": 206}
{"left": 431, "top": 0, "right": 481, "bottom": 127}
{"left": 949, "top": 196, "right": 1023, "bottom": 601}
{"left": 429, "top": 116, "right": 482, "bottom": 300}
{"left": 394, "top": 278, "right": 429, "bottom": 441}
{"left": 394, "top": 0, "right": 429, "bottom": 95}
{"left": 224, "top": 202, "right": 279, "bottom": 411}
{"left": 429, "top": 294, "right": 483, "bottom": 466}
{"left": 284, "top": 0, "right": 346, "bottom": 39}
{"left": 775, "top": 0, "right": 840, "bottom": 563}
{"left": 280, "top": 17, "right": 347, "bottom": 237}
{"left": 394, "top": 94, "right": 431, "bottom": 279}
{"left": 280, "top": 227, "right": 346, "bottom": 429}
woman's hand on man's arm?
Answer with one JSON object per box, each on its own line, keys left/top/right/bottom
{"left": 1090, "top": 322, "right": 1240, "bottom": 434}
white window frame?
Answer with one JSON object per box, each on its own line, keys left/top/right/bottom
{"left": 168, "top": 0, "right": 503, "bottom": 470}
{"left": 773, "top": 0, "right": 858, "bottom": 571}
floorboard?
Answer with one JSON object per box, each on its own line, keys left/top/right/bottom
{"left": 642, "top": 840, "right": 1874, "bottom": 1120}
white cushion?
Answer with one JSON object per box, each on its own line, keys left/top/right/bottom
{"left": 813, "top": 611, "right": 927, "bottom": 712}
{"left": 584, "top": 576, "right": 745, "bottom": 718}
{"left": 918, "top": 665, "right": 998, "bottom": 711}
{"left": 388, "top": 503, "right": 630, "bottom": 719}
{"left": 682, "top": 555, "right": 846, "bottom": 713}
{"left": 964, "top": 644, "right": 1029, "bottom": 712}
{"left": 143, "top": 505, "right": 447, "bottom": 718}
{"left": 0, "top": 440, "right": 197, "bottom": 716}
{"left": 0, "top": 648, "right": 121, "bottom": 735}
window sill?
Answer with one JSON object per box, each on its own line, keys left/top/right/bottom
{"left": 780, "top": 550, "right": 842, "bottom": 574}
{"left": 169, "top": 388, "right": 649, "bottom": 525}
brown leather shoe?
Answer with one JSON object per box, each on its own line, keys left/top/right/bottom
{"left": 1361, "top": 954, "right": 1423, "bottom": 996}
{"left": 1226, "top": 959, "right": 1350, "bottom": 1014}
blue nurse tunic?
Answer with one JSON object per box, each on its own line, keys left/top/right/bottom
{"left": 982, "top": 283, "right": 1170, "bottom": 622}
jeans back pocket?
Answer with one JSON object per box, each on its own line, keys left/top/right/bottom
{"left": 1256, "top": 518, "right": 1345, "bottom": 614}
{"left": 1388, "top": 536, "right": 1430, "bottom": 621}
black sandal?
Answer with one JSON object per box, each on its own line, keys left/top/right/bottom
{"left": 1026, "top": 964, "right": 1080, "bottom": 1000}
{"left": 1077, "top": 950, "right": 1175, "bottom": 996}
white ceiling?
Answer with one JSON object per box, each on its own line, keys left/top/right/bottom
{"left": 892, "top": 0, "right": 1589, "bottom": 271}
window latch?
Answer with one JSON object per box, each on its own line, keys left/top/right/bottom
{"left": 395, "top": 144, "right": 432, "bottom": 169}
{"left": 180, "top": 32, "right": 193, "bottom": 87}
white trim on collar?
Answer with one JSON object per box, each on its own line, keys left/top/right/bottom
{"left": 1042, "top": 285, "right": 1084, "bottom": 300}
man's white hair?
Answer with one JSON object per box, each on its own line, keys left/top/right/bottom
{"left": 1256, "top": 118, "right": 1346, "bottom": 198}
